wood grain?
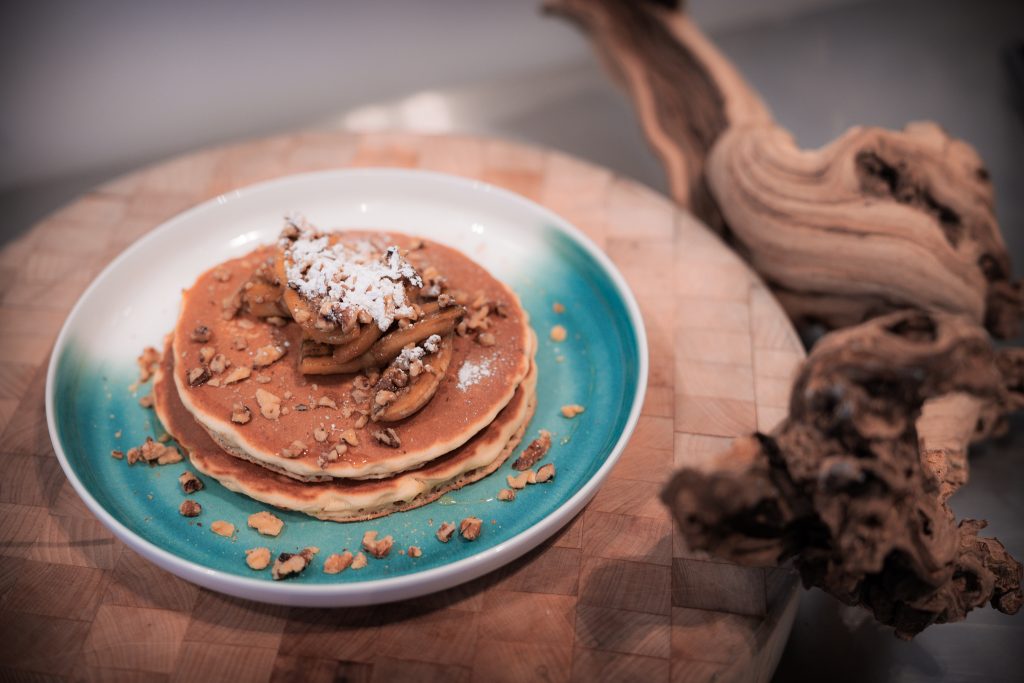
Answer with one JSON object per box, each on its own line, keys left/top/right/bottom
{"left": 0, "top": 132, "right": 803, "bottom": 682}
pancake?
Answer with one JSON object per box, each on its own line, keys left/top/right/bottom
{"left": 154, "top": 342, "right": 537, "bottom": 522}
{"left": 172, "top": 234, "right": 534, "bottom": 480}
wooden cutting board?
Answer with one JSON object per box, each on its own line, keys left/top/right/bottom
{"left": 0, "top": 132, "right": 802, "bottom": 682}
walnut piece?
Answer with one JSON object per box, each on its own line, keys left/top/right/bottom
{"left": 507, "top": 470, "right": 536, "bottom": 490}
{"left": 477, "top": 332, "right": 496, "bottom": 347}
{"left": 188, "top": 366, "right": 211, "bottom": 387}
{"left": 110, "top": 449, "right": 124, "bottom": 460}
{"left": 253, "top": 344, "right": 285, "bottom": 367}
{"left": 231, "top": 402, "right": 252, "bottom": 424}
{"left": 535, "top": 463, "right": 556, "bottom": 483}
{"left": 351, "top": 552, "right": 368, "bottom": 570}
{"left": 190, "top": 325, "right": 212, "bottom": 343}
{"left": 550, "top": 324, "right": 567, "bottom": 342}
{"left": 324, "top": 551, "right": 354, "bottom": 574}
{"left": 513, "top": 430, "right": 552, "bottom": 471}
{"left": 280, "top": 440, "right": 307, "bottom": 459}
{"left": 199, "top": 346, "right": 215, "bottom": 363}
{"left": 138, "top": 394, "right": 154, "bottom": 409}
{"left": 408, "top": 546, "right": 423, "bottom": 558}
{"left": 313, "top": 425, "right": 328, "bottom": 443}
{"left": 179, "top": 499, "right": 202, "bottom": 517}
{"left": 498, "top": 488, "right": 516, "bottom": 502}
{"left": 248, "top": 511, "right": 284, "bottom": 537}
{"left": 560, "top": 404, "right": 585, "bottom": 418}
{"left": 552, "top": 302, "right": 565, "bottom": 314}
{"left": 372, "top": 428, "right": 401, "bottom": 448}
{"left": 245, "top": 547, "right": 271, "bottom": 570}
{"left": 137, "top": 346, "right": 160, "bottom": 383}
{"left": 222, "top": 365, "right": 251, "bottom": 385}
{"left": 362, "top": 530, "right": 395, "bottom": 559}
{"left": 317, "top": 443, "right": 348, "bottom": 469}
{"left": 210, "top": 520, "right": 235, "bottom": 537}
{"left": 271, "top": 547, "right": 318, "bottom": 580}
{"left": 178, "top": 471, "right": 204, "bottom": 494}
{"left": 460, "top": 517, "right": 483, "bottom": 541}
{"left": 317, "top": 395, "right": 338, "bottom": 409}
{"left": 256, "top": 389, "right": 281, "bottom": 420}
{"left": 436, "top": 522, "right": 456, "bottom": 543}
{"left": 341, "top": 429, "right": 360, "bottom": 446}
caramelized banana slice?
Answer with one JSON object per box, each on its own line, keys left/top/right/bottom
{"left": 242, "top": 280, "right": 286, "bottom": 318}
{"left": 371, "top": 334, "right": 454, "bottom": 422}
{"left": 298, "top": 340, "right": 342, "bottom": 375}
{"left": 327, "top": 306, "right": 463, "bottom": 374}
{"left": 331, "top": 323, "right": 383, "bottom": 364}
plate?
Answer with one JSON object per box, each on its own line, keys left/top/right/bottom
{"left": 46, "top": 168, "right": 648, "bottom": 606}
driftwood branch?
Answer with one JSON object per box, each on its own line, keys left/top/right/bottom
{"left": 545, "top": 0, "right": 1022, "bottom": 338}
{"left": 661, "top": 311, "right": 1023, "bottom": 639}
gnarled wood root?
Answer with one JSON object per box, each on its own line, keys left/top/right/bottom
{"left": 707, "top": 122, "right": 1022, "bottom": 338}
{"left": 662, "top": 311, "right": 1023, "bottom": 638}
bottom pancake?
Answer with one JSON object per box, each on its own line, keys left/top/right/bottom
{"left": 153, "top": 345, "right": 537, "bottom": 522}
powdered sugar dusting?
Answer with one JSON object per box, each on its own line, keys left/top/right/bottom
{"left": 394, "top": 334, "right": 442, "bottom": 370}
{"left": 282, "top": 218, "right": 423, "bottom": 331}
{"left": 457, "top": 358, "right": 493, "bottom": 391}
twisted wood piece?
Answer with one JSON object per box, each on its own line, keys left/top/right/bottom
{"left": 545, "top": 0, "right": 1022, "bottom": 338}
{"left": 661, "top": 311, "right": 1023, "bottom": 639}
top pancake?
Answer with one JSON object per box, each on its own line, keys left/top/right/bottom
{"left": 172, "top": 232, "right": 533, "bottom": 480}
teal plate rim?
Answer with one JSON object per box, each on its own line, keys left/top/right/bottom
{"left": 45, "top": 168, "right": 649, "bottom": 606}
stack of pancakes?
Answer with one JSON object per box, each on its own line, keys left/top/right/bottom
{"left": 153, "top": 227, "right": 536, "bottom": 522}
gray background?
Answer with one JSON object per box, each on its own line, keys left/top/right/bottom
{"left": 2, "top": 1, "right": 1022, "bottom": 680}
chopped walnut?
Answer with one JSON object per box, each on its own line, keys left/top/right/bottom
{"left": 265, "top": 316, "right": 288, "bottom": 328}
{"left": 341, "top": 429, "right": 360, "bottom": 446}
{"left": 550, "top": 325, "right": 567, "bottom": 342}
{"left": 231, "top": 336, "right": 248, "bottom": 351}
{"left": 460, "top": 517, "right": 483, "bottom": 541}
{"left": 245, "top": 547, "right": 271, "bottom": 570}
{"left": 236, "top": 319, "right": 255, "bottom": 330}
{"left": 179, "top": 499, "right": 202, "bottom": 517}
{"left": 271, "top": 547, "right": 318, "bottom": 580}
{"left": 436, "top": 522, "right": 456, "bottom": 543}
{"left": 313, "top": 425, "right": 328, "bottom": 443}
{"left": 138, "top": 394, "right": 154, "bottom": 409}
{"left": 256, "top": 389, "right": 281, "bottom": 419}
{"left": 248, "top": 511, "right": 284, "bottom": 536}
{"left": 280, "top": 440, "right": 307, "bottom": 459}
{"left": 254, "top": 374, "right": 272, "bottom": 384}
{"left": 560, "top": 404, "right": 585, "bottom": 418}
{"left": 323, "top": 551, "right": 354, "bottom": 574}
{"left": 222, "top": 291, "right": 242, "bottom": 320}
{"left": 231, "top": 402, "right": 252, "bottom": 424}
{"left": 207, "top": 378, "right": 222, "bottom": 388}
{"left": 408, "top": 546, "right": 423, "bottom": 558}
{"left": 553, "top": 302, "right": 565, "bottom": 314}
{"left": 210, "top": 520, "right": 235, "bottom": 537}
{"left": 178, "top": 471, "right": 204, "bottom": 494}
{"left": 188, "top": 366, "right": 211, "bottom": 387}
{"left": 317, "top": 443, "right": 347, "bottom": 469}
{"left": 513, "top": 430, "right": 552, "bottom": 471}
{"left": 507, "top": 470, "right": 536, "bottom": 490}
{"left": 157, "top": 449, "right": 182, "bottom": 465}
{"left": 209, "top": 354, "right": 229, "bottom": 374}
{"left": 190, "top": 325, "right": 212, "bottom": 343}
{"left": 350, "top": 552, "right": 368, "bottom": 570}
{"left": 213, "top": 268, "right": 232, "bottom": 283}
{"left": 477, "top": 332, "right": 496, "bottom": 347}
{"left": 126, "top": 447, "right": 141, "bottom": 465}
{"left": 110, "top": 449, "right": 124, "bottom": 460}
{"left": 293, "top": 308, "right": 312, "bottom": 324}
{"left": 317, "top": 395, "right": 338, "bottom": 409}
{"left": 372, "top": 428, "right": 401, "bottom": 448}
{"left": 535, "top": 463, "right": 556, "bottom": 483}
{"left": 137, "top": 347, "right": 161, "bottom": 383}
{"left": 354, "top": 413, "right": 369, "bottom": 429}
{"left": 199, "top": 346, "right": 215, "bottom": 363}
{"left": 253, "top": 344, "right": 285, "bottom": 367}
{"left": 498, "top": 488, "right": 516, "bottom": 502}
{"left": 362, "top": 530, "right": 395, "bottom": 559}
{"left": 222, "top": 365, "right": 251, "bottom": 385}
{"left": 374, "top": 389, "right": 397, "bottom": 406}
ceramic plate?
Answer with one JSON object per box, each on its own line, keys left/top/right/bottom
{"left": 46, "top": 168, "right": 647, "bottom": 606}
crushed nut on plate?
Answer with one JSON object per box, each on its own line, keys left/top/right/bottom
{"left": 188, "top": 366, "right": 211, "bottom": 387}
{"left": 110, "top": 450, "right": 124, "bottom": 460}
{"left": 179, "top": 471, "right": 204, "bottom": 494}
{"left": 138, "top": 394, "right": 154, "bottom": 409}
{"left": 248, "top": 511, "right": 284, "bottom": 536}
{"left": 372, "top": 427, "right": 401, "bottom": 448}
{"left": 507, "top": 470, "right": 536, "bottom": 490}
{"left": 460, "top": 517, "right": 483, "bottom": 541}
{"left": 179, "top": 499, "right": 202, "bottom": 517}
{"left": 552, "top": 302, "right": 565, "bottom": 314}
{"left": 560, "top": 404, "right": 585, "bottom": 418}
{"left": 408, "top": 546, "right": 423, "bottom": 558}
{"left": 190, "top": 325, "right": 212, "bottom": 343}
{"left": 210, "top": 520, "right": 235, "bottom": 537}
{"left": 436, "top": 522, "right": 456, "bottom": 543}
{"left": 272, "top": 547, "right": 318, "bottom": 580}
{"left": 246, "top": 547, "right": 271, "bottom": 570}
{"left": 513, "top": 430, "right": 552, "bottom": 471}
{"left": 362, "top": 530, "right": 395, "bottom": 559}
{"left": 231, "top": 402, "right": 252, "bottom": 424}
{"left": 497, "top": 488, "right": 516, "bottom": 502}
{"left": 255, "top": 389, "right": 281, "bottom": 419}
{"left": 550, "top": 324, "right": 567, "bottom": 342}
{"left": 280, "top": 440, "right": 307, "bottom": 459}
{"left": 222, "top": 365, "right": 251, "bottom": 385}
{"left": 351, "top": 552, "right": 368, "bottom": 570}
{"left": 535, "top": 463, "right": 556, "bottom": 483}
{"left": 253, "top": 344, "right": 285, "bottom": 367}
{"left": 324, "top": 551, "right": 354, "bottom": 574}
